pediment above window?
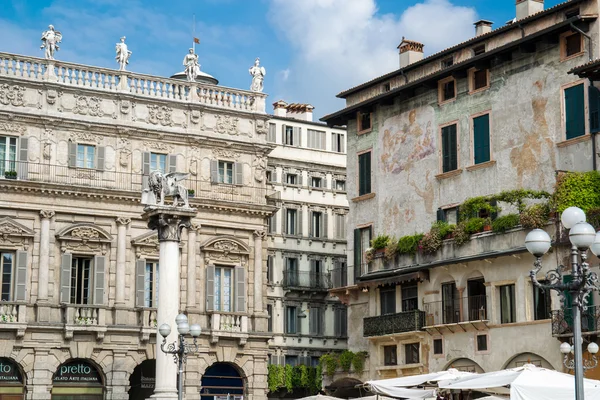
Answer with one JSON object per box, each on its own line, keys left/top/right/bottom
{"left": 56, "top": 223, "right": 112, "bottom": 255}
{"left": 0, "top": 217, "right": 34, "bottom": 249}
{"left": 201, "top": 236, "right": 249, "bottom": 266}
{"left": 131, "top": 231, "right": 159, "bottom": 259}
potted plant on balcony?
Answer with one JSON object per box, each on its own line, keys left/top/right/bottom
{"left": 491, "top": 213, "right": 520, "bottom": 233}
{"left": 384, "top": 237, "right": 399, "bottom": 261}
{"left": 520, "top": 203, "right": 550, "bottom": 229}
{"left": 188, "top": 189, "right": 195, "bottom": 198}
{"left": 4, "top": 170, "right": 16, "bottom": 180}
{"left": 370, "top": 235, "right": 390, "bottom": 258}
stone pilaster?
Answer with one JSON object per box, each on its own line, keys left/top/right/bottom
{"left": 253, "top": 230, "right": 266, "bottom": 313}
{"left": 186, "top": 224, "right": 200, "bottom": 309}
{"left": 115, "top": 217, "right": 131, "bottom": 305}
{"left": 37, "top": 210, "right": 54, "bottom": 323}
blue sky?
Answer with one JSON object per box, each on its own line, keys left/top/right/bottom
{"left": 1, "top": 0, "right": 566, "bottom": 118}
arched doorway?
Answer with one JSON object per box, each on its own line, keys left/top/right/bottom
{"left": 326, "top": 377, "right": 363, "bottom": 398}
{"left": 444, "top": 358, "right": 485, "bottom": 373}
{"left": 0, "top": 358, "right": 25, "bottom": 400}
{"left": 51, "top": 359, "right": 104, "bottom": 400}
{"left": 128, "top": 360, "right": 155, "bottom": 400}
{"left": 200, "top": 363, "right": 245, "bottom": 400}
{"left": 503, "top": 352, "right": 553, "bottom": 369}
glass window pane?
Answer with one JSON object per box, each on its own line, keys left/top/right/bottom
{"left": 223, "top": 268, "right": 232, "bottom": 312}
{"left": 1, "top": 253, "right": 12, "bottom": 301}
{"left": 215, "top": 268, "right": 221, "bottom": 311}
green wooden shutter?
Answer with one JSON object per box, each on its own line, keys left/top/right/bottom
{"left": 168, "top": 154, "right": 177, "bottom": 173}
{"left": 590, "top": 85, "right": 600, "bottom": 133}
{"left": 353, "top": 228, "right": 361, "bottom": 280}
{"left": 135, "top": 259, "right": 146, "bottom": 308}
{"left": 442, "top": 126, "right": 450, "bottom": 172}
{"left": 234, "top": 163, "right": 243, "bottom": 185}
{"left": 474, "top": 114, "right": 490, "bottom": 164}
{"left": 210, "top": 160, "right": 219, "bottom": 183}
{"left": 449, "top": 124, "right": 458, "bottom": 171}
{"left": 565, "top": 84, "right": 585, "bottom": 139}
{"left": 365, "top": 152, "right": 371, "bottom": 194}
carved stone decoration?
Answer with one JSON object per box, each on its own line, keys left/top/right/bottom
{"left": 71, "top": 131, "right": 100, "bottom": 144}
{"left": 201, "top": 236, "right": 250, "bottom": 265}
{"left": 40, "top": 210, "right": 56, "bottom": 219}
{"left": 213, "top": 240, "right": 239, "bottom": 255}
{"left": 56, "top": 223, "right": 113, "bottom": 255}
{"left": 70, "top": 227, "right": 100, "bottom": 239}
{"left": 120, "top": 100, "right": 131, "bottom": 115}
{"left": 215, "top": 115, "right": 239, "bottom": 135}
{"left": 0, "top": 84, "right": 25, "bottom": 107}
{"left": 131, "top": 231, "right": 160, "bottom": 258}
{"left": 43, "top": 142, "right": 52, "bottom": 160}
{"left": 0, "top": 122, "right": 26, "bottom": 135}
{"left": 143, "top": 141, "right": 173, "bottom": 153}
{"left": 145, "top": 212, "right": 193, "bottom": 242}
{"left": 73, "top": 94, "right": 104, "bottom": 117}
{"left": 255, "top": 119, "right": 268, "bottom": 136}
{"left": 116, "top": 217, "right": 131, "bottom": 226}
{"left": 253, "top": 230, "right": 267, "bottom": 240}
{"left": 0, "top": 217, "right": 35, "bottom": 249}
{"left": 119, "top": 149, "right": 131, "bottom": 167}
{"left": 212, "top": 148, "right": 240, "bottom": 159}
{"left": 46, "top": 89, "right": 62, "bottom": 105}
{"left": 147, "top": 105, "right": 174, "bottom": 126}
{"left": 252, "top": 154, "right": 267, "bottom": 182}
{"left": 190, "top": 110, "right": 202, "bottom": 124}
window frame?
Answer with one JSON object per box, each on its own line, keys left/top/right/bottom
{"left": 560, "top": 31, "right": 584, "bottom": 61}
{"left": 404, "top": 343, "right": 420, "bottom": 365}
{"left": 285, "top": 173, "right": 298, "bottom": 186}
{"left": 217, "top": 160, "right": 234, "bottom": 184}
{"left": 438, "top": 77, "right": 457, "bottom": 104}
{"left": 0, "top": 136, "right": 18, "bottom": 177}
{"left": 71, "top": 256, "right": 93, "bottom": 305}
{"left": 144, "top": 260, "right": 159, "bottom": 308}
{"left": 561, "top": 80, "right": 588, "bottom": 141}
{"left": 357, "top": 111, "right": 373, "bottom": 135}
{"left": 214, "top": 265, "right": 234, "bottom": 312}
{"left": 0, "top": 251, "right": 14, "bottom": 302}
{"left": 285, "top": 208, "right": 298, "bottom": 235}
{"left": 473, "top": 44, "right": 486, "bottom": 56}
{"left": 439, "top": 121, "right": 460, "bottom": 174}
{"left": 76, "top": 144, "right": 96, "bottom": 169}
{"left": 476, "top": 333, "right": 489, "bottom": 353}
{"left": 335, "top": 179, "right": 346, "bottom": 192}
{"left": 150, "top": 152, "right": 167, "bottom": 174}
{"left": 357, "top": 149, "right": 372, "bottom": 197}
{"left": 533, "top": 281, "right": 552, "bottom": 321}
{"left": 310, "top": 211, "right": 323, "bottom": 238}
{"left": 332, "top": 132, "right": 345, "bottom": 153}
{"left": 470, "top": 111, "right": 492, "bottom": 166}
{"left": 499, "top": 284, "right": 516, "bottom": 324}
{"left": 468, "top": 68, "right": 490, "bottom": 94}
{"left": 383, "top": 345, "right": 398, "bottom": 366}
{"left": 310, "top": 176, "right": 323, "bottom": 189}
{"left": 284, "top": 125, "right": 295, "bottom": 146}
{"left": 433, "top": 338, "right": 444, "bottom": 357}
{"left": 441, "top": 57, "right": 454, "bottom": 68}
{"left": 401, "top": 283, "right": 418, "bottom": 312}
{"left": 380, "top": 286, "right": 396, "bottom": 315}
{"left": 285, "top": 305, "right": 298, "bottom": 334}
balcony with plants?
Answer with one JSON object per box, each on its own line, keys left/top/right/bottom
{"left": 363, "top": 309, "right": 426, "bottom": 337}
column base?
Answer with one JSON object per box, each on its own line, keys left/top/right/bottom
{"left": 148, "top": 391, "right": 178, "bottom": 400}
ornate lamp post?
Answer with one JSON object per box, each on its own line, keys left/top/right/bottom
{"left": 159, "top": 314, "right": 202, "bottom": 400}
{"left": 525, "top": 206, "right": 600, "bottom": 400}
{"left": 560, "top": 341, "right": 599, "bottom": 371}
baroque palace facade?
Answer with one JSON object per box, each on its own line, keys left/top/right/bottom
{"left": 0, "top": 49, "right": 278, "bottom": 400}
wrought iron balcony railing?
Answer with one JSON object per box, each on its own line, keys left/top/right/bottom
{"left": 330, "top": 266, "right": 348, "bottom": 288}
{"left": 363, "top": 310, "right": 426, "bottom": 337}
{"left": 0, "top": 160, "right": 271, "bottom": 205}
{"left": 552, "top": 306, "right": 600, "bottom": 337}
{"left": 423, "top": 295, "right": 488, "bottom": 326}
{"left": 282, "top": 271, "right": 331, "bottom": 291}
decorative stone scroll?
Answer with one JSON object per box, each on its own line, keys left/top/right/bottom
{"left": 56, "top": 223, "right": 113, "bottom": 255}
{"left": 201, "top": 236, "right": 250, "bottom": 265}
{"left": 0, "top": 217, "right": 35, "bottom": 249}
{"left": 0, "top": 85, "right": 26, "bottom": 107}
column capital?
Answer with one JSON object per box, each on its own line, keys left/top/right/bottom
{"left": 253, "top": 230, "right": 267, "bottom": 240}
{"left": 39, "top": 210, "right": 55, "bottom": 219}
{"left": 189, "top": 223, "right": 201, "bottom": 232}
{"left": 142, "top": 207, "right": 197, "bottom": 242}
{"left": 116, "top": 216, "right": 131, "bottom": 226}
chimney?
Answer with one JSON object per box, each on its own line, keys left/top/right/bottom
{"left": 273, "top": 100, "right": 288, "bottom": 117}
{"left": 398, "top": 38, "right": 424, "bottom": 69}
{"left": 286, "top": 103, "right": 314, "bottom": 122}
{"left": 474, "top": 20, "right": 493, "bottom": 36}
{"left": 516, "top": 0, "right": 544, "bottom": 20}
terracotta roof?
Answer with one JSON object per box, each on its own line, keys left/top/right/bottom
{"left": 569, "top": 58, "right": 600, "bottom": 77}
{"left": 336, "top": 0, "right": 586, "bottom": 99}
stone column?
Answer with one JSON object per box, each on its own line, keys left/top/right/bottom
{"left": 253, "top": 230, "right": 266, "bottom": 314}
{"left": 38, "top": 210, "right": 55, "bottom": 302}
{"left": 186, "top": 224, "right": 200, "bottom": 308}
{"left": 142, "top": 207, "right": 196, "bottom": 400}
{"left": 115, "top": 217, "right": 131, "bottom": 305}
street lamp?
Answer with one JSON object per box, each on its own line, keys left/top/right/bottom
{"left": 159, "top": 313, "right": 202, "bottom": 400}
{"left": 560, "top": 341, "right": 599, "bottom": 371}
{"left": 525, "top": 206, "right": 600, "bottom": 400}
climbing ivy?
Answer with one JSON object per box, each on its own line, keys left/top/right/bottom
{"left": 552, "top": 171, "right": 600, "bottom": 213}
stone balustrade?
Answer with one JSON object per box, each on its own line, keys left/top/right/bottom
{"left": 139, "top": 308, "right": 158, "bottom": 328}
{"left": 0, "top": 302, "right": 25, "bottom": 323}
{"left": 63, "top": 305, "right": 106, "bottom": 326}
{"left": 0, "top": 52, "right": 266, "bottom": 113}
{"left": 210, "top": 313, "right": 248, "bottom": 333}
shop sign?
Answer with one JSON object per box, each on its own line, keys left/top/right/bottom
{"left": 0, "top": 359, "right": 21, "bottom": 383}
{"left": 54, "top": 361, "right": 102, "bottom": 384}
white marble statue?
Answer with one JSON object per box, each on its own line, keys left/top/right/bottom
{"left": 249, "top": 57, "right": 266, "bottom": 92}
{"left": 40, "top": 25, "right": 62, "bottom": 60}
{"left": 144, "top": 171, "right": 190, "bottom": 208}
{"left": 183, "top": 48, "right": 200, "bottom": 82}
{"left": 115, "top": 36, "right": 132, "bottom": 71}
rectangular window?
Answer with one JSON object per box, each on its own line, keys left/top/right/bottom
{"left": 401, "top": 284, "right": 418, "bottom": 312}
{"left": 309, "top": 306, "right": 324, "bottom": 335}
{"left": 266, "top": 170, "right": 272, "bottom": 183}
{"left": 144, "top": 261, "right": 159, "bottom": 308}
{"left": 335, "top": 214, "right": 346, "bottom": 239}
{"left": 286, "top": 209, "right": 297, "bottom": 235}
{"left": 218, "top": 161, "right": 234, "bottom": 184}
{"left": 0, "top": 252, "right": 14, "bottom": 301}
{"left": 442, "top": 282, "right": 460, "bottom": 324}
{"left": 311, "top": 211, "right": 323, "bottom": 238}
{"left": 380, "top": 286, "right": 396, "bottom": 315}
{"left": 357, "top": 112, "right": 372, "bottom": 133}
{"left": 307, "top": 129, "right": 326, "bottom": 150}
{"left": 433, "top": 339, "right": 443, "bottom": 355}
{"left": 267, "top": 304, "right": 273, "bottom": 332}
{"left": 310, "top": 259, "right": 323, "bottom": 288}
{"left": 499, "top": 284, "right": 516, "bottom": 324}
{"left": 405, "top": 343, "right": 420, "bottom": 364}
{"left": 439, "top": 78, "right": 456, "bottom": 103}
{"left": 286, "top": 258, "right": 299, "bottom": 287}
{"left": 534, "top": 283, "right": 551, "bottom": 321}
{"left": 441, "top": 123, "right": 458, "bottom": 173}
{"left": 76, "top": 144, "right": 96, "bottom": 169}
{"left": 442, "top": 57, "right": 454, "bottom": 68}
{"left": 267, "top": 123, "right": 277, "bottom": 143}
{"left": 335, "top": 179, "right": 346, "bottom": 191}
{"left": 332, "top": 133, "right": 345, "bottom": 153}
{"left": 285, "top": 173, "right": 298, "bottom": 185}
{"left": 473, "top": 113, "right": 491, "bottom": 164}
{"left": 470, "top": 68, "right": 489, "bottom": 93}
{"left": 358, "top": 152, "right": 372, "bottom": 196}
{"left": 286, "top": 306, "right": 298, "bottom": 334}
{"left": 473, "top": 44, "right": 486, "bottom": 56}
{"left": 564, "top": 83, "right": 586, "bottom": 140}
{"left": 565, "top": 32, "right": 582, "bottom": 58}
{"left": 334, "top": 307, "right": 348, "bottom": 337}
{"left": 383, "top": 345, "right": 397, "bottom": 366}
{"left": 383, "top": 82, "right": 391, "bottom": 92}
{"left": 214, "top": 266, "right": 234, "bottom": 312}
{"left": 267, "top": 255, "right": 273, "bottom": 283}
{"left": 311, "top": 177, "right": 322, "bottom": 188}
{"left": 437, "top": 206, "right": 459, "bottom": 225}
{"left": 0, "top": 136, "right": 17, "bottom": 176}
{"left": 150, "top": 153, "right": 167, "bottom": 173}
{"left": 284, "top": 126, "right": 295, "bottom": 146}
{"left": 477, "top": 334, "right": 488, "bottom": 351}
{"left": 285, "top": 355, "right": 298, "bottom": 366}
{"left": 71, "top": 257, "right": 92, "bottom": 305}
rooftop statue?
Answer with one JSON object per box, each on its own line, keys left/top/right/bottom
{"left": 40, "top": 25, "right": 62, "bottom": 60}
{"left": 183, "top": 48, "right": 200, "bottom": 82}
{"left": 115, "top": 36, "right": 132, "bottom": 71}
{"left": 249, "top": 57, "right": 266, "bottom": 93}
{"left": 142, "top": 171, "right": 190, "bottom": 208}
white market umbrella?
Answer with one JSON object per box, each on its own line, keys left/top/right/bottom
{"left": 440, "top": 364, "right": 600, "bottom": 400}
{"left": 293, "top": 395, "right": 345, "bottom": 400}
{"left": 357, "top": 387, "right": 435, "bottom": 399}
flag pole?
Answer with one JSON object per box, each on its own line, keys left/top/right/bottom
{"left": 192, "top": 14, "right": 196, "bottom": 53}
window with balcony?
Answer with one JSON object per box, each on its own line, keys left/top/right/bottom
{"left": 307, "top": 129, "right": 326, "bottom": 150}
{"left": 353, "top": 226, "right": 372, "bottom": 280}
{"left": 311, "top": 177, "right": 322, "bottom": 188}
{"left": 401, "top": 284, "right": 418, "bottom": 312}
{"left": 405, "top": 343, "right": 420, "bottom": 364}
{"left": 309, "top": 259, "right": 325, "bottom": 289}
{"left": 358, "top": 151, "right": 372, "bottom": 196}
{"left": 499, "top": 284, "right": 516, "bottom": 324}
{"left": 143, "top": 261, "right": 159, "bottom": 308}
{"left": 332, "top": 260, "right": 347, "bottom": 288}
{"left": 214, "top": 266, "right": 234, "bottom": 312}
{"left": 285, "top": 306, "right": 298, "bottom": 334}
{"left": 467, "top": 278, "right": 487, "bottom": 321}
{"left": 0, "top": 252, "right": 14, "bottom": 301}
{"left": 286, "top": 258, "right": 299, "bottom": 287}
{"left": 433, "top": 339, "right": 443, "bottom": 355}
{"left": 285, "top": 355, "right": 298, "bottom": 366}
{"left": 383, "top": 345, "right": 397, "bottom": 366}
{"left": 63, "top": 255, "right": 106, "bottom": 305}
{"left": 442, "top": 282, "right": 459, "bottom": 324}
{"left": 437, "top": 206, "right": 459, "bottom": 225}
{"left": 0, "top": 136, "right": 17, "bottom": 177}
{"left": 310, "top": 211, "right": 325, "bottom": 238}
{"left": 150, "top": 153, "right": 167, "bottom": 173}
{"left": 206, "top": 265, "right": 245, "bottom": 313}
{"left": 77, "top": 144, "right": 96, "bottom": 169}
{"left": 218, "top": 161, "right": 234, "bottom": 184}
{"left": 285, "top": 208, "right": 299, "bottom": 235}
{"left": 380, "top": 286, "right": 396, "bottom": 315}
{"left": 69, "top": 142, "right": 105, "bottom": 171}
{"left": 441, "top": 123, "right": 458, "bottom": 173}
{"left": 332, "top": 133, "right": 345, "bottom": 153}
{"left": 534, "top": 282, "right": 551, "bottom": 320}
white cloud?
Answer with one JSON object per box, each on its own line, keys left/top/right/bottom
{"left": 268, "top": 0, "right": 477, "bottom": 118}
{"left": 280, "top": 68, "right": 291, "bottom": 82}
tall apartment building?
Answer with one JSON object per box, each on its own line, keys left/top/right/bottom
{"left": 265, "top": 101, "right": 349, "bottom": 396}
{"left": 0, "top": 48, "right": 277, "bottom": 399}
{"left": 323, "top": 0, "right": 600, "bottom": 383}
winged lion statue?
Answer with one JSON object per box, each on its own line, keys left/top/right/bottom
{"left": 148, "top": 171, "right": 190, "bottom": 208}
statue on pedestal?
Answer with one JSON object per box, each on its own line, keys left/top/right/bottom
{"left": 249, "top": 58, "right": 266, "bottom": 92}
{"left": 183, "top": 48, "right": 200, "bottom": 82}
{"left": 115, "top": 36, "right": 132, "bottom": 71}
{"left": 40, "top": 25, "right": 62, "bottom": 60}
{"left": 142, "top": 171, "right": 190, "bottom": 208}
